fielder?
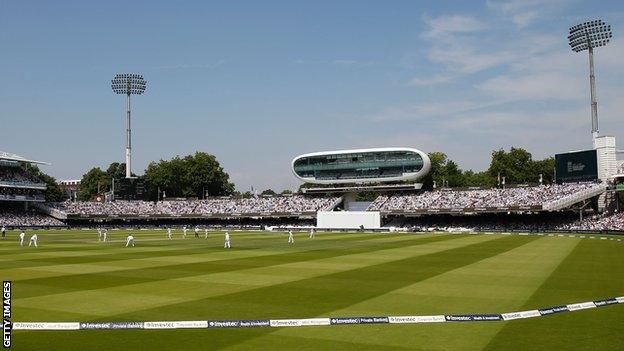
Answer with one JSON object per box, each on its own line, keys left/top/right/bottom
{"left": 309, "top": 228, "right": 315, "bottom": 239}
{"left": 19, "top": 230, "right": 25, "bottom": 246}
{"left": 224, "top": 232, "right": 231, "bottom": 249}
{"left": 204, "top": 228, "right": 209, "bottom": 239}
{"left": 125, "top": 234, "right": 135, "bottom": 247}
{"left": 167, "top": 227, "right": 173, "bottom": 240}
{"left": 1, "top": 225, "right": 6, "bottom": 239}
{"left": 102, "top": 229, "right": 108, "bottom": 243}
{"left": 183, "top": 226, "right": 188, "bottom": 238}
{"left": 288, "top": 230, "right": 294, "bottom": 244}
{"left": 194, "top": 226, "right": 199, "bottom": 238}
{"left": 29, "top": 233, "right": 38, "bottom": 247}
{"left": 97, "top": 228, "right": 102, "bottom": 242}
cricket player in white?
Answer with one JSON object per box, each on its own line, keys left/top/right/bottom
{"left": 309, "top": 228, "right": 315, "bottom": 239}
{"left": 125, "top": 234, "right": 135, "bottom": 247}
{"left": 97, "top": 228, "right": 102, "bottom": 242}
{"left": 224, "top": 232, "right": 231, "bottom": 249}
{"left": 1, "top": 225, "right": 6, "bottom": 239}
{"left": 194, "top": 226, "right": 199, "bottom": 238}
{"left": 167, "top": 228, "right": 173, "bottom": 240}
{"left": 102, "top": 229, "right": 108, "bottom": 243}
{"left": 204, "top": 228, "right": 209, "bottom": 239}
{"left": 19, "top": 230, "right": 25, "bottom": 246}
{"left": 29, "top": 233, "right": 38, "bottom": 247}
{"left": 288, "top": 230, "right": 294, "bottom": 244}
{"left": 183, "top": 226, "right": 188, "bottom": 238}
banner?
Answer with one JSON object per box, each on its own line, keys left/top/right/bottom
{"left": 11, "top": 296, "right": 624, "bottom": 331}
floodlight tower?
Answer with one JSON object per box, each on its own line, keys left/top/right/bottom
{"left": 111, "top": 73, "right": 147, "bottom": 178}
{"left": 568, "top": 20, "right": 612, "bottom": 144}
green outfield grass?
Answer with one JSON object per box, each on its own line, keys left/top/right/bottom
{"left": 1, "top": 229, "right": 623, "bottom": 350}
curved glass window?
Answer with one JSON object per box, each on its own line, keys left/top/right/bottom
{"left": 294, "top": 151, "right": 424, "bottom": 180}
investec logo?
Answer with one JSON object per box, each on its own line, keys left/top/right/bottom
{"left": 207, "top": 320, "right": 273, "bottom": 329}
{"left": 330, "top": 318, "right": 360, "bottom": 325}
{"left": 3, "top": 281, "right": 11, "bottom": 349}
{"left": 269, "top": 319, "right": 301, "bottom": 327}
{"left": 445, "top": 315, "right": 472, "bottom": 322}
{"left": 208, "top": 320, "right": 240, "bottom": 328}
{"left": 567, "top": 161, "right": 585, "bottom": 172}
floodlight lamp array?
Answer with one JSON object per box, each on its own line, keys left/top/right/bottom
{"left": 568, "top": 20, "right": 612, "bottom": 52}
{"left": 111, "top": 73, "right": 147, "bottom": 95}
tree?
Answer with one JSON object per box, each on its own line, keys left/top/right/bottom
{"left": 77, "top": 163, "right": 135, "bottom": 201}
{"left": 488, "top": 148, "right": 535, "bottom": 184}
{"left": 421, "top": 152, "right": 448, "bottom": 190}
{"left": 261, "top": 189, "right": 276, "bottom": 196}
{"left": 281, "top": 189, "right": 293, "bottom": 195}
{"left": 22, "top": 164, "right": 68, "bottom": 202}
{"left": 421, "top": 152, "right": 468, "bottom": 189}
{"left": 462, "top": 170, "right": 496, "bottom": 187}
{"left": 144, "top": 151, "right": 234, "bottom": 200}
{"left": 240, "top": 191, "right": 253, "bottom": 198}
{"left": 487, "top": 148, "right": 554, "bottom": 185}
{"left": 532, "top": 157, "right": 555, "bottom": 184}
{"left": 78, "top": 167, "right": 108, "bottom": 201}
{"left": 444, "top": 160, "right": 465, "bottom": 187}
{"left": 105, "top": 162, "right": 129, "bottom": 180}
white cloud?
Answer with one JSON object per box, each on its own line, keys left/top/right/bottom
{"left": 294, "top": 59, "right": 374, "bottom": 67}
{"left": 153, "top": 60, "right": 226, "bottom": 70}
{"left": 407, "top": 73, "right": 454, "bottom": 86}
{"left": 511, "top": 11, "right": 539, "bottom": 28}
{"left": 422, "top": 14, "right": 488, "bottom": 40}
{"left": 486, "top": 0, "right": 569, "bottom": 28}
{"left": 418, "top": 13, "right": 533, "bottom": 75}
{"left": 426, "top": 44, "right": 515, "bottom": 74}
{"left": 331, "top": 59, "right": 374, "bottom": 67}
{"left": 478, "top": 72, "right": 585, "bottom": 100}
{"left": 381, "top": 3, "right": 624, "bottom": 174}
{"left": 368, "top": 100, "right": 506, "bottom": 122}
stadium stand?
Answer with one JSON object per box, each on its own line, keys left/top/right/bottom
{"left": 0, "top": 152, "right": 48, "bottom": 202}
{"left": 558, "top": 212, "right": 624, "bottom": 231}
{"left": 381, "top": 211, "right": 624, "bottom": 233}
{"left": 193, "top": 196, "right": 340, "bottom": 214}
{"left": 47, "top": 195, "right": 342, "bottom": 217}
{"left": 0, "top": 164, "right": 44, "bottom": 187}
{"left": 367, "top": 183, "right": 604, "bottom": 213}
{"left": 0, "top": 188, "right": 45, "bottom": 202}
{"left": 0, "top": 151, "right": 62, "bottom": 226}
{"left": 0, "top": 208, "right": 65, "bottom": 227}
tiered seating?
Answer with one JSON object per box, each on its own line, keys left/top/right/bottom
{"left": 0, "top": 209, "right": 64, "bottom": 226}
{"left": 368, "top": 183, "right": 604, "bottom": 212}
{"left": 48, "top": 195, "right": 341, "bottom": 216}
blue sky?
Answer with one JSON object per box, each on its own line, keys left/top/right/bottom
{"left": 1, "top": 0, "right": 624, "bottom": 191}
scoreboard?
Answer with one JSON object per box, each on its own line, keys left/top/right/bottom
{"left": 113, "top": 177, "right": 146, "bottom": 200}
{"left": 555, "top": 149, "right": 598, "bottom": 184}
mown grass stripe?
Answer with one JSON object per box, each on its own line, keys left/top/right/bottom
{"left": 94, "top": 235, "right": 537, "bottom": 350}
{"left": 269, "top": 236, "right": 579, "bottom": 351}
{"left": 0, "top": 232, "right": 382, "bottom": 269}
{"left": 483, "top": 239, "right": 624, "bottom": 350}
{"left": 11, "top": 233, "right": 461, "bottom": 300}
{"left": 13, "top": 235, "right": 498, "bottom": 318}
{"left": 10, "top": 233, "right": 623, "bottom": 351}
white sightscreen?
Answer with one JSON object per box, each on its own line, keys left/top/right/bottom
{"left": 317, "top": 211, "right": 381, "bottom": 229}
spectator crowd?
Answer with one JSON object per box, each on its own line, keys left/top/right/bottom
{"left": 558, "top": 212, "right": 624, "bottom": 231}
{"left": 368, "top": 183, "right": 602, "bottom": 211}
{"left": 0, "top": 165, "right": 44, "bottom": 186}
{"left": 0, "top": 208, "right": 64, "bottom": 226}
{"left": 48, "top": 195, "right": 341, "bottom": 216}
{"left": 9, "top": 183, "right": 624, "bottom": 232}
